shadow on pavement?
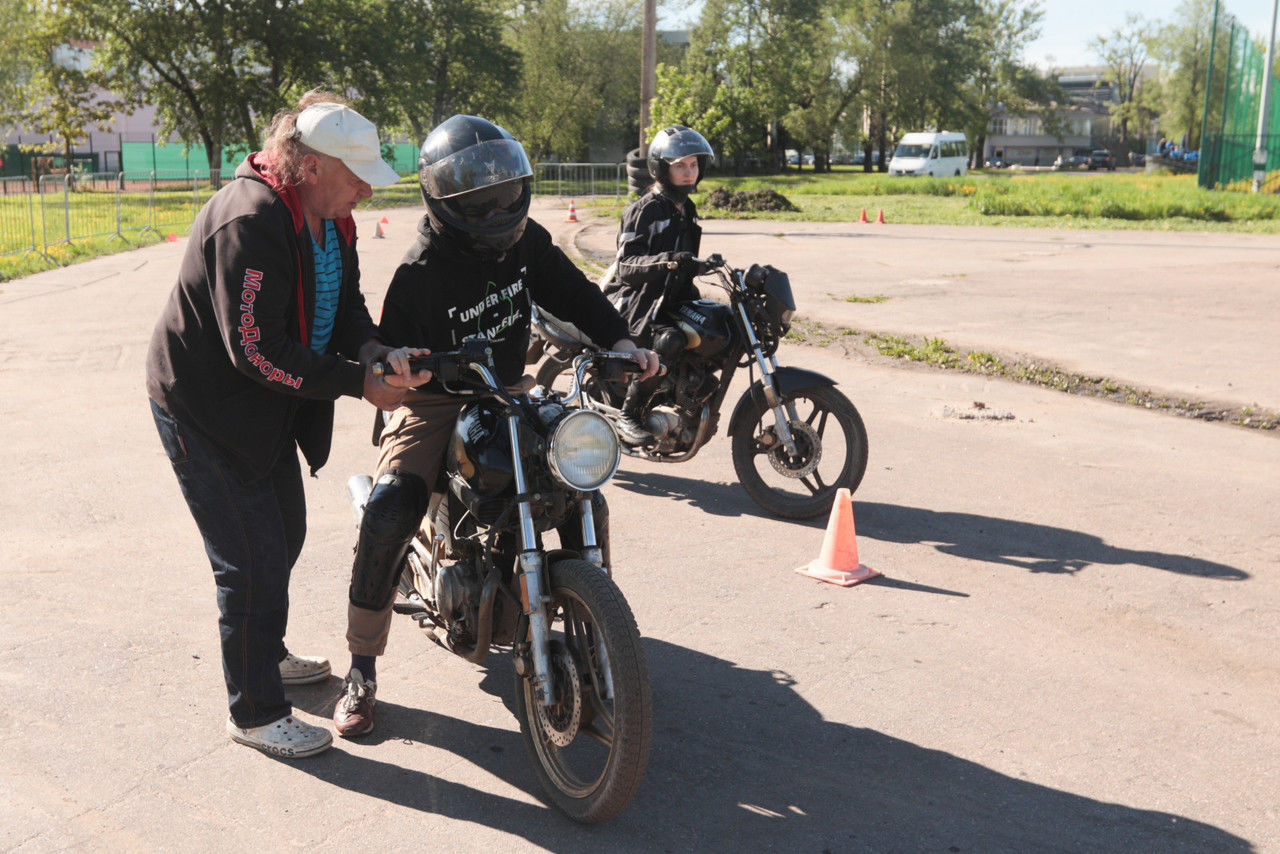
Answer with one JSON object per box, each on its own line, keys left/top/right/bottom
{"left": 611, "top": 468, "right": 828, "bottom": 527}
{"left": 289, "top": 641, "right": 1249, "bottom": 852}
{"left": 856, "top": 502, "right": 1249, "bottom": 580}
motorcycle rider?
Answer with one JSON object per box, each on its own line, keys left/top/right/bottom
{"left": 602, "top": 125, "right": 716, "bottom": 445}
{"left": 334, "top": 114, "right": 658, "bottom": 738}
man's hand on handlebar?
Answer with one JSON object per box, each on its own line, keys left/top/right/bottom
{"left": 609, "top": 339, "right": 660, "bottom": 381}
{"left": 362, "top": 346, "right": 433, "bottom": 409}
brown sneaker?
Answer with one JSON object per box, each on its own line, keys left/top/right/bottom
{"left": 333, "top": 668, "right": 376, "bottom": 738}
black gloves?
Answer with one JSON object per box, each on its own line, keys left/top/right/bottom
{"left": 672, "top": 252, "right": 712, "bottom": 276}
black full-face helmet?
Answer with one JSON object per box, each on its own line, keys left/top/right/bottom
{"left": 418, "top": 115, "right": 534, "bottom": 257}
{"left": 647, "top": 125, "right": 715, "bottom": 190}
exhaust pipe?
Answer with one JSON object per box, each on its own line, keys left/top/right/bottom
{"left": 347, "top": 474, "right": 373, "bottom": 526}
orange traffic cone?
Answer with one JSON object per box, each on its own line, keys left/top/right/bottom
{"left": 565, "top": 199, "right": 579, "bottom": 223}
{"left": 374, "top": 220, "right": 385, "bottom": 239}
{"left": 875, "top": 208, "right": 886, "bottom": 224}
{"left": 380, "top": 215, "right": 389, "bottom": 224}
{"left": 795, "top": 488, "right": 881, "bottom": 586}
{"left": 166, "top": 232, "right": 177, "bottom": 242}
{"left": 858, "top": 207, "right": 869, "bottom": 224}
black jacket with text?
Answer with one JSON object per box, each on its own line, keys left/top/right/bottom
{"left": 146, "top": 153, "right": 379, "bottom": 479}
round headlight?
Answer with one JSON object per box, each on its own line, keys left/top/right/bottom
{"left": 548, "top": 410, "right": 620, "bottom": 490}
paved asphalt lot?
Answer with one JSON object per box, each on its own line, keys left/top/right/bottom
{"left": 1, "top": 198, "right": 1276, "bottom": 851}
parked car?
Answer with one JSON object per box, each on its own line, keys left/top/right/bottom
{"left": 1088, "top": 150, "right": 1116, "bottom": 171}
{"left": 1053, "top": 151, "right": 1089, "bottom": 170}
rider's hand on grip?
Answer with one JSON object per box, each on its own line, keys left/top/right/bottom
{"left": 671, "top": 251, "right": 702, "bottom": 276}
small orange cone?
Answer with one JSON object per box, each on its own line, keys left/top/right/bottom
{"left": 166, "top": 232, "right": 177, "bottom": 242}
{"left": 374, "top": 220, "right": 385, "bottom": 239}
{"left": 795, "top": 488, "right": 881, "bottom": 586}
{"left": 858, "top": 207, "right": 869, "bottom": 224}
{"left": 875, "top": 208, "right": 886, "bottom": 224}
{"left": 565, "top": 199, "right": 579, "bottom": 223}
{"left": 380, "top": 215, "right": 389, "bottom": 224}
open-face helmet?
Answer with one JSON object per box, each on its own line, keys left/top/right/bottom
{"left": 418, "top": 115, "right": 534, "bottom": 257}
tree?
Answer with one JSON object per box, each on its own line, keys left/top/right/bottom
{"left": 1149, "top": 0, "right": 1220, "bottom": 149}
{"left": 13, "top": 8, "right": 122, "bottom": 177}
{"left": 65, "top": 0, "right": 329, "bottom": 176}
{"left": 0, "top": 0, "right": 41, "bottom": 138}
{"left": 960, "top": 0, "right": 1048, "bottom": 166}
{"left": 653, "top": 0, "right": 847, "bottom": 172}
{"left": 1088, "top": 13, "right": 1153, "bottom": 143}
{"left": 779, "top": 3, "right": 861, "bottom": 170}
{"left": 502, "top": 0, "right": 641, "bottom": 161}
{"left": 323, "top": 0, "right": 518, "bottom": 142}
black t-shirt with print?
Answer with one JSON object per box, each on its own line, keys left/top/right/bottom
{"left": 379, "top": 216, "right": 630, "bottom": 387}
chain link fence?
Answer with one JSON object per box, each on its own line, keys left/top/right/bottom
{"left": 1, "top": 163, "right": 626, "bottom": 262}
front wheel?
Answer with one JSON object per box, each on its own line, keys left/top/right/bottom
{"left": 731, "top": 385, "right": 869, "bottom": 519}
{"left": 515, "top": 558, "right": 652, "bottom": 823}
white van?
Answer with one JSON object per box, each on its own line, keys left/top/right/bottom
{"left": 888, "top": 131, "right": 969, "bottom": 177}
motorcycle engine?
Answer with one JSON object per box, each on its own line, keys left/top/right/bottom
{"left": 433, "top": 560, "right": 484, "bottom": 636}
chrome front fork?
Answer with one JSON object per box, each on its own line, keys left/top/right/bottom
{"left": 509, "top": 414, "right": 555, "bottom": 706}
{"left": 736, "top": 301, "right": 800, "bottom": 455}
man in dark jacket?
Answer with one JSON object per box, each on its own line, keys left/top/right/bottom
{"left": 332, "top": 115, "right": 657, "bottom": 738}
{"left": 602, "top": 125, "right": 716, "bottom": 444}
{"left": 147, "top": 92, "right": 429, "bottom": 758}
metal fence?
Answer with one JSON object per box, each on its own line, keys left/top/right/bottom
{"left": 1, "top": 162, "right": 626, "bottom": 261}
{"left": 1197, "top": 6, "right": 1280, "bottom": 191}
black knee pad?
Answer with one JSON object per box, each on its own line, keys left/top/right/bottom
{"left": 349, "top": 470, "right": 430, "bottom": 610}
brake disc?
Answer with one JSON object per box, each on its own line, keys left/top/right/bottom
{"left": 535, "top": 645, "right": 582, "bottom": 747}
{"left": 767, "top": 420, "right": 822, "bottom": 479}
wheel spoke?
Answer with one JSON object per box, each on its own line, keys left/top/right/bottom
{"left": 800, "top": 471, "right": 825, "bottom": 495}
{"left": 811, "top": 407, "right": 830, "bottom": 438}
{"left": 579, "top": 720, "right": 614, "bottom": 748}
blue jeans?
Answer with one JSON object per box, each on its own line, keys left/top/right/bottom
{"left": 150, "top": 399, "right": 305, "bottom": 727}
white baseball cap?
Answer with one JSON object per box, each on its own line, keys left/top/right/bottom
{"left": 296, "top": 102, "right": 400, "bottom": 187}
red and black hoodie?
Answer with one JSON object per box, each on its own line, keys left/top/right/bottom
{"left": 146, "top": 153, "right": 380, "bottom": 480}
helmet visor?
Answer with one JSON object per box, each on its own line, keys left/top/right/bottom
{"left": 421, "top": 138, "right": 533, "bottom": 199}
{"left": 653, "top": 128, "right": 716, "bottom": 164}
{"left": 444, "top": 179, "right": 526, "bottom": 224}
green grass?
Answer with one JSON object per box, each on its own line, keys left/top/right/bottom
{"left": 785, "top": 322, "right": 1280, "bottom": 431}
{"left": 693, "top": 170, "right": 1280, "bottom": 232}
{"left": 6, "top": 168, "right": 1280, "bottom": 282}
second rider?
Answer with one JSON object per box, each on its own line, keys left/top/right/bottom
{"left": 602, "top": 125, "right": 716, "bottom": 446}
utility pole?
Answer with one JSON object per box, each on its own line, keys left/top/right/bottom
{"left": 640, "top": 0, "right": 657, "bottom": 157}
{"left": 1252, "top": 0, "right": 1278, "bottom": 191}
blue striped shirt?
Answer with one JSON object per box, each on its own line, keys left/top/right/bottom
{"left": 309, "top": 219, "right": 341, "bottom": 353}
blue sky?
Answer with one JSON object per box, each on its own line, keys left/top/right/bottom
{"left": 657, "top": 0, "right": 1278, "bottom": 70}
{"left": 1025, "top": 0, "right": 1277, "bottom": 68}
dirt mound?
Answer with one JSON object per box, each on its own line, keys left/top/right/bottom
{"left": 704, "top": 187, "right": 798, "bottom": 213}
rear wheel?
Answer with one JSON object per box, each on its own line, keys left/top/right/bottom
{"left": 731, "top": 385, "right": 868, "bottom": 519}
{"left": 514, "top": 558, "right": 652, "bottom": 823}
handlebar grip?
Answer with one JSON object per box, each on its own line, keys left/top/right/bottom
{"left": 372, "top": 355, "right": 439, "bottom": 377}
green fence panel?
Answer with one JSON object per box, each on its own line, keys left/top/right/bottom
{"left": 1199, "top": 9, "right": 1280, "bottom": 191}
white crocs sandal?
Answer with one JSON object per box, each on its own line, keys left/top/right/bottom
{"left": 279, "top": 652, "right": 332, "bottom": 686}
{"left": 226, "top": 715, "right": 333, "bottom": 758}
